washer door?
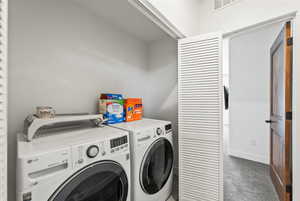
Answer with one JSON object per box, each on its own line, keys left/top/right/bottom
{"left": 49, "top": 161, "right": 128, "bottom": 201}
{"left": 140, "top": 138, "right": 174, "bottom": 194}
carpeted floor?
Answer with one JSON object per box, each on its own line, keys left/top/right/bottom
{"left": 223, "top": 126, "right": 280, "bottom": 201}
{"left": 170, "top": 126, "right": 279, "bottom": 201}
{"left": 224, "top": 155, "right": 280, "bottom": 201}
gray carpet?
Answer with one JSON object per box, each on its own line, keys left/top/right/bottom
{"left": 224, "top": 155, "right": 280, "bottom": 201}
{"left": 223, "top": 125, "right": 280, "bottom": 201}
{"left": 171, "top": 126, "right": 279, "bottom": 201}
{"left": 171, "top": 158, "right": 279, "bottom": 201}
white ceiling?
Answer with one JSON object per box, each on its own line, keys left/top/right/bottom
{"left": 73, "top": 0, "right": 168, "bottom": 42}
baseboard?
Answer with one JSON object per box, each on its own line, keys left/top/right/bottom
{"left": 228, "top": 149, "right": 269, "bottom": 164}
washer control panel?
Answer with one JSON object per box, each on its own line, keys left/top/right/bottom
{"left": 72, "top": 135, "right": 128, "bottom": 169}
{"left": 110, "top": 136, "right": 128, "bottom": 154}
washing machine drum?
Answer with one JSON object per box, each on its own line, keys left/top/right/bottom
{"left": 140, "top": 138, "right": 174, "bottom": 194}
{"left": 49, "top": 161, "right": 128, "bottom": 201}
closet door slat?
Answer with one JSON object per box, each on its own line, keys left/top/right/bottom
{"left": 178, "top": 33, "right": 223, "bottom": 201}
{"left": 0, "top": 0, "right": 7, "bottom": 201}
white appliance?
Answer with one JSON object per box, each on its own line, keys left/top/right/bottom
{"left": 17, "top": 126, "right": 131, "bottom": 201}
{"left": 110, "top": 118, "right": 174, "bottom": 201}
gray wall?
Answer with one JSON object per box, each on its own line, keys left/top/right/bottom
{"left": 8, "top": 0, "right": 175, "bottom": 201}
{"left": 229, "top": 23, "right": 283, "bottom": 164}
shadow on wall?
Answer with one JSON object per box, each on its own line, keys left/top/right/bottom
{"left": 144, "top": 37, "right": 178, "bottom": 174}
{"left": 144, "top": 36, "right": 178, "bottom": 127}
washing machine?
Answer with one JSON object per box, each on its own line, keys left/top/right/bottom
{"left": 110, "top": 118, "right": 174, "bottom": 201}
{"left": 17, "top": 127, "right": 131, "bottom": 201}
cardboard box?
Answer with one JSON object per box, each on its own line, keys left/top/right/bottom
{"left": 124, "top": 98, "right": 143, "bottom": 122}
{"left": 100, "top": 93, "right": 123, "bottom": 100}
{"left": 99, "top": 99, "right": 125, "bottom": 124}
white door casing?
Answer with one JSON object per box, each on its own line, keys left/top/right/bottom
{"left": 178, "top": 32, "right": 223, "bottom": 201}
{"left": 0, "top": 0, "right": 7, "bottom": 200}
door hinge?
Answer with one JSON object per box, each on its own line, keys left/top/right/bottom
{"left": 286, "top": 184, "right": 292, "bottom": 193}
{"left": 286, "top": 112, "right": 292, "bottom": 120}
{"left": 287, "top": 37, "right": 293, "bottom": 46}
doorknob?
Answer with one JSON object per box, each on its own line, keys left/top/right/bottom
{"left": 265, "top": 120, "right": 275, "bottom": 123}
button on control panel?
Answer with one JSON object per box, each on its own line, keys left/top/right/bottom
{"left": 73, "top": 145, "right": 84, "bottom": 168}
{"left": 23, "top": 192, "right": 32, "bottom": 201}
{"left": 98, "top": 142, "right": 106, "bottom": 156}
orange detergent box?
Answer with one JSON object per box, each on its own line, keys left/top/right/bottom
{"left": 124, "top": 98, "right": 143, "bottom": 122}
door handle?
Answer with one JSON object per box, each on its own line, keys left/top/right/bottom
{"left": 265, "top": 120, "right": 275, "bottom": 123}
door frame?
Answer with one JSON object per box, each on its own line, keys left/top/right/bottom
{"left": 223, "top": 12, "right": 299, "bottom": 201}
{"left": 223, "top": 11, "right": 297, "bottom": 38}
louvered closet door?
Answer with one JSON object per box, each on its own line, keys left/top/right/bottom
{"left": 178, "top": 33, "right": 223, "bottom": 201}
{"left": 0, "top": 0, "right": 7, "bottom": 201}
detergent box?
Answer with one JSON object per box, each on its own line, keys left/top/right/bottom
{"left": 100, "top": 93, "right": 123, "bottom": 100}
{"left": 99, "top": 94, "right": 125, "bottom": 124}
{"left": 124, "top": 98, "right": 143, "bottom": 122}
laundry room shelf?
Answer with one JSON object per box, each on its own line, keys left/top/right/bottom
{"left": 24, "top": 114, "right": 104, "bottom": 142}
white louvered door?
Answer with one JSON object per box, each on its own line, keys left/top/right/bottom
{"left": 0, "top": 0, "right": 7, "bottom": 201}
{"left": 178, "top": 33, "right": 223, "bottom": 201}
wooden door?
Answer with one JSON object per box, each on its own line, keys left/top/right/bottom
{"left": 268, "top": 21, "right": 293, "bottom": 201}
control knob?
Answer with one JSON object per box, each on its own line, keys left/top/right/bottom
{"left": 86, "top": 145, "right": 99, "bottom": 158}
{"left": 156, "top": 128, "right": 163, "bottom": 135}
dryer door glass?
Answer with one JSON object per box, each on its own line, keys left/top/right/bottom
{"left": 140, "top": 138, "right": 173, "bottom": 194}
{"left": 49, "top": 161, "right": 128, "bottom": 201}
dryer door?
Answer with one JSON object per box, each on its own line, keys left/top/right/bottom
{"left": 49, "top": 161, "right": 128, "bottom": 201}
{"left": 140, "top": 138, "right": 174, "bottom": 194}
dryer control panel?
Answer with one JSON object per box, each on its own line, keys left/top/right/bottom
{"left": 136, "top": 123, "right": 172, "bottom": 146}
{"left": 165, "top": 123, "right": 172, "bottom": 134}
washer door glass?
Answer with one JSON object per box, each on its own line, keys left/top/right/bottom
{"left": 140, "top": 138, "right": 173, "bottom": 194}
{"left": 49, "top": 161, "right": 128, "bottom": 201}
